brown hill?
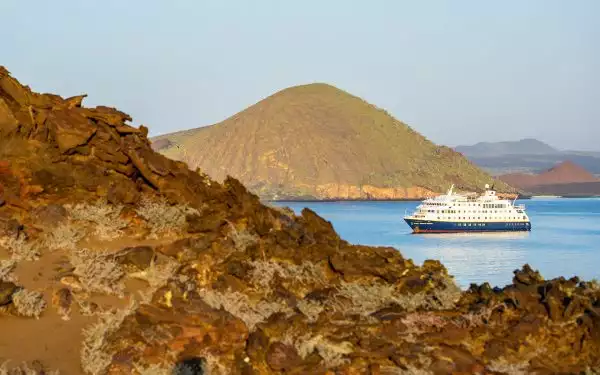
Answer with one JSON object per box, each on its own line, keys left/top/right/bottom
{"left": 527, "top": 181, "right": 600, "bottom": 196}
{"left": 152, "top": 83, "right": 513, "bottom": 200}
{"left": 1, "top": 67, "right": 599, "bottom": 374}
{"left": 499, "top": 161, "right": 600, "bottom": 190}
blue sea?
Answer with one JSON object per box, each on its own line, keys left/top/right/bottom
{"left": 273, "top": 198, "right": 600, "bottom": 289}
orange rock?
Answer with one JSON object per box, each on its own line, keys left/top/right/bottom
{"left": 0, "top": 160, "right": 11, "bottom": 174}
{"left": 0, "top": 98, "right": 19, "bottom": 135}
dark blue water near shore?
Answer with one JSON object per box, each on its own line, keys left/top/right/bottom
{"left": 273, "top": 198, "right": 600, "bottom": 289}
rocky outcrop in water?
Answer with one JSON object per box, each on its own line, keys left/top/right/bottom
{"left": 0, "top": 67, "right": 599, "bottom": 374}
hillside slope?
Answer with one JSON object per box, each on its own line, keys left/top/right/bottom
{"left": 152, "top": 84, "right": 513, "bottom": 200}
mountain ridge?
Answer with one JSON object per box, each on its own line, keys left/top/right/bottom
{"left": 152, "top": 83, "right": 514, "bottom": 200}
{"left": 455, "top": 138, "right": 560, "bottom": 157}
{"left": 455, "top": 139, "right": 600, "bottom": 176}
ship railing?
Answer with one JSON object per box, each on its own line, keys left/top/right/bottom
{"left": 515, "top": 204, "right": 526, "bottom": 210}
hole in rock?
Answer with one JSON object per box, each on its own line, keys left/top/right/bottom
{"left": 173, "top": 357, "right": 207, "bottom": 375}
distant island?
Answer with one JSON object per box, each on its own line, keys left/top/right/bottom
{"left": 498, "top": 160, "right": 600, "bottom": 197}
{"left": 151, "top": 83, "right": 513, "bottom": 201}
{"left": 455, "top": 138, "right": 600, "bottom": 177}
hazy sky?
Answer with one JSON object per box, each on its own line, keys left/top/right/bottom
{"left": 2, "top": 1, "right": 598, "bottom": 150}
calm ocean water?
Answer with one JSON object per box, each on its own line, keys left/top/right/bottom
{"left": 273, "top": 198, "right": 600, "bottom": 289}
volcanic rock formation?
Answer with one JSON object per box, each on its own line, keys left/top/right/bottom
{"left": 0, "top": 67, "right": 599, "bottom": 374}
{"left": 500, "top": 161, "right": 600, "bottom": 196}
{"left": 152, "top": 83, "right": 513, "bottom": 200}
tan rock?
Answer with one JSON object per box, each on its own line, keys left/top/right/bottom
{"left": 31, "top": 204, "right": 68, "bottom": 228}
{"left": 266, "top": 342, "right": 302, "bottom": 371}
{"left": 52, "top": 288, "right": 73, "bottom": 320}
{"left": 60, "top": 276, "right": 84, "bottom": 292}
{"left": 62, "top": 94, "right": 87, "bottom": 109}
{"left": 115, "top": 246, "right": 156, "bottom": 272}
{"left": 83, "top": 105, "right": 132, "bottom": 126}
{"left": 47, "top": 109, "right": 97, "bottom": 153}
{"left": 0, "top": 73, "right": 32, "bottom": 105}
{"left": 0, "top": 281, "right": 18, "bottom": 306}
{"left": 115, "top": 125, "right": 141, "bottom": 134}
{"left": 0, "top": 98, "right": 19, "bottom": 135}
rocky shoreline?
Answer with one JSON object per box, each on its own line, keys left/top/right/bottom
{"left": 1, "top": 67, "right": 599, "bottom": 374}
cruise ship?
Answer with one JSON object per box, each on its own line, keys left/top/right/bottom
{"left": 404, "top": 184, "right": 531, "bottom": 233}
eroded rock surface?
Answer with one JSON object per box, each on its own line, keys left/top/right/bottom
{"left": 0, "top": 67, "right": 599, "bottom": 375}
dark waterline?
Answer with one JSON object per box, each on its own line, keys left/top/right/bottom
{"left": 272, "top": 198, "right": 600, "bottom": 289}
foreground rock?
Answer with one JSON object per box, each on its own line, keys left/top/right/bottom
{"left": 0, "top": 67, "right": 599, "bottom": 374}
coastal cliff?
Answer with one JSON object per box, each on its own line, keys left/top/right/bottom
{"left": 151, "top": 83, "right": 514, "bottom": 201}
{"left": 0, "top": 67, "right": 598, "bottom": 374}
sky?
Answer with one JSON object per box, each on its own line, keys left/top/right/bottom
{"left": 1, "top": 0, "right": 598, "bottom": 150}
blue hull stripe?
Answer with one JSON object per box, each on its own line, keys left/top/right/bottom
{"left": 404, "top": 218, "right": 531, "bottom": 233}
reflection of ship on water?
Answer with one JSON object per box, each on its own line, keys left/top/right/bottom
{"left": 418, "top": 231, "right": 531, "bottom": 240}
